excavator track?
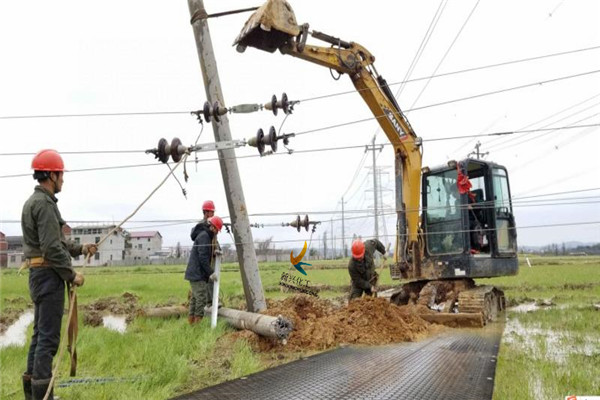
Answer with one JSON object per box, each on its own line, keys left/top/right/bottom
{"left": 458, "top": 286, "right": 505, "bottom": 323}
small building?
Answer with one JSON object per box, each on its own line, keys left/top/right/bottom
{"left": 0, "top": 231, "right": 7, "bottom": 268}
{"left": 69, "top": 225, "right": 127, "bottom": 266}
{"left": 7, "top": 252, "right": 25, "bottom": 268}
{"left": 129, "top": 231, "right": 163, "bottom": 261}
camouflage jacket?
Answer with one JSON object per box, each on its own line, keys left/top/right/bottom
{"left": 21, "top": 185, "right": 82, "bottom": 282}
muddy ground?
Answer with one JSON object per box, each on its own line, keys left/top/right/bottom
{"left": 82, "top": 292, "right": 141, "bottom": 327}
{"left": 0, "top": 296, "right": 31, "bottom": 334}
{"left": 231, "top": 295, "right": 438, "bottom": 352}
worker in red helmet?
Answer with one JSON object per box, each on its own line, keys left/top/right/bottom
{"left": 185, "top": 214, "right": 223, "bottom": 324}
{"left": 21, "top": 150, "right": 97, "bottom": 399}
{"left": 348, "top": 238, "right": 386, "bottom": 300}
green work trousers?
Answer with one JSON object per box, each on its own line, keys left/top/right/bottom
{"left": 189, "top": 280, "right": 213, "bottom": 317}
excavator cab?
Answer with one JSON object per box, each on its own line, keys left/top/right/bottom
{"left": 421, "top": 158, "right": 518, "bottom": 279}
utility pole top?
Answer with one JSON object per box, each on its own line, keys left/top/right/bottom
{"left": 469, "top": 141, "right": 489, "bottom": 160}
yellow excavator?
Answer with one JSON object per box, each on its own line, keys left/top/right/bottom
{"left": 235, "top": 0, "right": 518, "bottom": 324}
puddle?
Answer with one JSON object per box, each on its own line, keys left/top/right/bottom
{"left": 510, "top": 303, "right": 541, "bottom": 313}
{"left": 102, "top": 315, "right": 127, "bottom": 333}
{"left": 503, "top": 317, "right": 598, "bottom": 363}
{"left": 0, "top": 311, "right": 34, "bottom": 349}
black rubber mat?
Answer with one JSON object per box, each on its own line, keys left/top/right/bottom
{"left": 171, "top": 324, "right": 503, "bottom": 400}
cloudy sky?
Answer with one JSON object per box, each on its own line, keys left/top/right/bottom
{"left": 1, "top": 0, "right": 599, "bottom": 252}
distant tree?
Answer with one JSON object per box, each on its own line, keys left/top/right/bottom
{"left": 175, "top": 242, "right": 182, "bottom": 258}
{"left": 561, "top": 242, "right": 566, "bottom": 255}
{"left": 255, "top": 237, "right": 273, "bottom": 255}
{"left": 323, "top": 231, "right": 328, "bottom": 259}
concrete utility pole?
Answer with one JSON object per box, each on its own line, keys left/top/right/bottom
{"left": 188, "top": 0, "right": 266, "bottom": 312}
{"left": 365, "top": 138, "right": 384, "bottom": 240}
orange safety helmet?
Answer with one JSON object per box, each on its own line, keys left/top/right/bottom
{"left": 31, "top": 149, "right": 64, "bottom": 172}
{"left": 351, "top": 240, "right": 365, "bottom": 259}
{"left": 202, "top": 200, "right": 215, "bottom": 212}
{"left": 208, "top": 216, "right": 223, "bottom": 232}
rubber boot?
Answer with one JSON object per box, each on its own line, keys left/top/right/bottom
{"left": 31, "top": 377, "right": 53, "bottom": 400}
{"left": 188, "top": 315, "right": 195, "bottom": 325}
{"left": 22, "top": 373, "right": 32, "bottom": 400}
{"left": 194, "top": 316, "right": 202, "bottom": 324}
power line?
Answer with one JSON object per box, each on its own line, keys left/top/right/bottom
{"left": 1, "top": 123, "right": 598, "bottom": 179}
{"left": 299, "top": 45, "right": 600, "bottom": 103}
{"left": 1, "top": 45, "right": 599, "bottom": 121}
{"left": 410, "top": 0, "right": 480, "bottom": 109}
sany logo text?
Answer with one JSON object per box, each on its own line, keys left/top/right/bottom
{"left": 290, "top": 241, "right": 311, "bottom": 275}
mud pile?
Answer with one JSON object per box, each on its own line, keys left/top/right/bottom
{"left": 235, "top": 295, "right": 432, "bottom": 351}
{"left": 82, "top": 292, "right": 140, "bottom": 327}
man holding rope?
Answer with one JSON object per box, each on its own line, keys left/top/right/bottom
{"left": 21, "top": 149, "right": 97, "bottom": 400}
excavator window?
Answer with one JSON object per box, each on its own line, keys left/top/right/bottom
{"left": 425, "top": 169, "right": 464, "bottom": 255}
{"left": 492, "top": 168, "right": 516, "bottom": 253}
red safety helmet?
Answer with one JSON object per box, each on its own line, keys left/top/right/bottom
{"left": 31, "top": 149, "right": 64, "bottom": 172}
{"left": 202, "top": 200, "right": 215, "bottom": 212}
{"left": 208, "top": 216, "right": 223, "bottom": 232}
{"left": 351, "top": 240, "right": 365, "bottom": 259}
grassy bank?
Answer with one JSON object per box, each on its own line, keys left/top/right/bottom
{"left": 1, "top": 256, "right": 599, "bottom": 399}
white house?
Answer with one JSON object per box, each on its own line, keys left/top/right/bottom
{"left": 129, "top": 231, "right": 163, "bottom": 261}
{"left": 69, "top": 225, "right": 127, "bottom": 266}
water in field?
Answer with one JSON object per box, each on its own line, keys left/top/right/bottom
{"left": 102, "top": 315, "right": 127, "bottom": 333}
{"left": 0, "top": 311, "right": 34, "bottom": 349}
{"left": 504, "top": 316, "right": 598, "bottom": 364}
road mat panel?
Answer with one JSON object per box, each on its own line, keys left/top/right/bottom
{"left": 171, "top": 327, "right": 502, "bottom": 400}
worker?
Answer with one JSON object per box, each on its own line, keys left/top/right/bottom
{"left": 21, "top": 149, "right": 97, "bottom": 400}
{"left": 192, "top": 200, "right": 214, "bottom": 232}
{"left": 348, "top": 238, "right": 386, "bottom": 300}
{"left": 185, "top": 215, "right": 223, "bottom": 324}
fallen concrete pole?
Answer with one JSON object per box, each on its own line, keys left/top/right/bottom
{"left": 140, "top": 306, "right": 187, "bottom": 318}
{"left": 206, "top": 306, "right": 293, "bottom": 341}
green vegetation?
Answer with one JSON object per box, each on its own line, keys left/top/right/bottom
{"left": 1, "top": 256, "right": 599, "bottom": 399}
{"left": 484, "top": 256, "right": 600, "bottom": 400}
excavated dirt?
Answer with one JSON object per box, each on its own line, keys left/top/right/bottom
{"left": 232, "top": 295, "right": 434, "bottom": 351}
{"left": 82, "top": 292, "right": 140, "bottom": 327}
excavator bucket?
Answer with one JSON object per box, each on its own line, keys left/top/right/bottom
{"left": 233, "top": 0, "right": 300, "bottom": 53}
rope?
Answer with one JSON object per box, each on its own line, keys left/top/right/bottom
{"left": 43, "top": 153, "right": 189, "bottom": 400}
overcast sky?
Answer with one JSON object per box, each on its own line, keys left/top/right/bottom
{"left": 1, "top": 0, "right": 599, "bottom": 252}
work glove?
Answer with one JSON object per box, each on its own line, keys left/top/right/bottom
{"left": 209, "top": 272, "right": 218, "bottom": 282}
{"left": 371, "top": 285, "right": 378, "bottom": 294}
{"left": 73, "top": 272, "right": 85, "bottom": 287}
{"left": 82, "top": 243, "right": 98, "bottom": 256}
{"left": 382, "top": 255, "right": 388, "bottom": 262}
{"left": 214, "top": 249, "right": 222, "bottom": 257}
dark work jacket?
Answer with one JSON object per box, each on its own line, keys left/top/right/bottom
{"left": 21, "top": 186, "right": 82, "bottom": 297}
{"left": 185, "top": 223, "right": 215, "bottom": 282}
{"left": 348, "top": 257, "right": 372, "bottom": 290}
{"left": 364, "top": 239, "right": 386, "bottom": 271}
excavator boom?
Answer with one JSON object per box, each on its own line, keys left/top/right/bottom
{"left": 235, "top": 0, "right": 423, "bottom": 271}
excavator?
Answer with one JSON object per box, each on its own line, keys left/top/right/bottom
{"left": 234, "top": 0, "right": 518, "bottom": 325}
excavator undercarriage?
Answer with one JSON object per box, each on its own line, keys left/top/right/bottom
{"left": 381, "top": 279, "right": 505, "bottom": 327}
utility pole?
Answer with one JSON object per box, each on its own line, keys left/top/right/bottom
{"left": 365, "top": 137, "right": 384, "bottom": 240}
{"left": 470, "top": 141, "right": 489, "bottom": 160}
{"left": 188, "top": 0, "right": 266, "bottom": 312}
{"left": 340, "top": 196, "right": 347, "bottom": 257}
{"left": 330, "top": 218, "right": 334, "bottom": 259}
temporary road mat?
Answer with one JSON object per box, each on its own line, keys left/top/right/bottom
{"left": 171, "top": 323, "right": 503, "bottom": 400}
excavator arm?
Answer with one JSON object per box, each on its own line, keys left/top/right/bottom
{"left": 235, "top": 0, "right": 423, "bottom": 272}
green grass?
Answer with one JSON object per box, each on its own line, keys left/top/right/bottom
{"left": 1, "top": 256, "right": 599, "bottom": 399}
